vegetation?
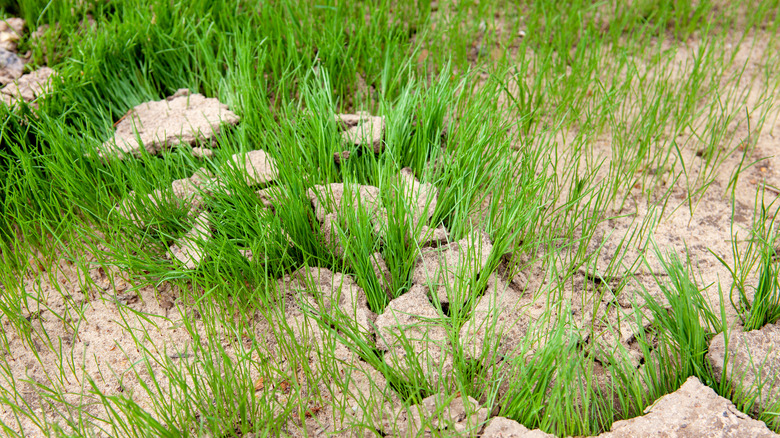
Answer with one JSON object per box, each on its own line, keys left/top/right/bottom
{"left": 0, "top": 0, "right": 779, "bottom": 436}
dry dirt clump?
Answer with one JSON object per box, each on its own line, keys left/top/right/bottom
{"left": 0, "top": 17, "right": 25, "bottom": 52}
{"left": 375, "top": 284, "right": 454, "bottom": 389}
{"left": 167, "top": 210, "right": 211, "bottom": 269}
{"left": 100, "top": 88, "right": 240, "bottom": 159}
{"left": 114, "top": 149, "right": 279, "bottom": 268}
{"left": 598, "top": 376, "right": 778, "bottom": 437}
{"left": 482, "top": 417, "right": 555, "bottom": 438}
{"left": 412, "top": 230, "right": 492, "bottom": 304}
{"left": 382, "top": 394, "right": 490, "bottom": 436}
{"left": 708, "top": 322, "right": 780, "bottom": 415}
{"left": 333, "top": 112, "right": 386, "bottom": 161}
{"left": 226, "top": 149, "right": 279, "bottom": 186}
{"left": 1, "top": 67, "right": 57, "bottom": 105}
{"left": 459, "top": 275, "right": 532, "bottom": 361}
{"left": 307, "top": 182, "right": 388, "bottom": 245}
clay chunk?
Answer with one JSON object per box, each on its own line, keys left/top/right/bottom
{"left": 225, "top": 149, "right": 278, "bottom": 186}
{"left": 375, "top": 284, "right": 453, "bottom": 388}
{"left": 412, "top": 231, "right": 493, "bottom": 304}
{"left": 482, "top": 417, "right": 555, "bottom": 438}
{"left": 100, "top": 89, "right": 239, "bottom": 159}
{"left": 708, "top": 323, "right": 780, "bottom": 414}
{"left": 1, "top": 67, "right": 57, "bottom": 105}
{"left": 0, "top": 18, "right": 25, "bottom": 52}
{"left": 336, "top": 112, "right": 385, "bottom": 154}
{"left": 307, "top": 183, "right": 388, "bottom": 236}
{"left": 168, "top": 211, "right": 211, "bottom": 270}
{"left": 384, "top": 394, "right": 489, "bottom": 436}
{"left": 600, "top": 376, "right": 777, "bottom": 438}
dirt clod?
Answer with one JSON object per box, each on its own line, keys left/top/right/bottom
{"left": 708, "top": 323, "right": 780, "bottom": 415}
{"left": 412, "top": 230, "right": 493, "bottom": 304}
{"left": 101, "top": 91, "right": 239, "bottom": 159}
{"left": 599, "top": 376, "right": 777, "bottom": 437}
{"left": 167, "top": 211, "right": 211, "bottom": 269}
{"left": 375, "top": 284, "right": 453, "bottom": 388}
{"left": 482, "top": 417, "right": 555, "bottom": 438}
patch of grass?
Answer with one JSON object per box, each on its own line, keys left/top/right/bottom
{"left": 1, "top": 0, "right": 780, "bottom": 436}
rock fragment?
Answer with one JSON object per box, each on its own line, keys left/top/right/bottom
{"left": 482, "top": 417, "right": 555, "bottom": 438}
{"left": 168, "top": 211, "right": 211, "bottom": 270}
{"left": 226, "top": 149, "right": 278, "bottom": 186}
{"left": 599, "top": 376, "right": 777, "bottom": 437}
{"left": 0, "top": 48, "right": 23, "bottom": 86}
{"left": 1, "top": 66, "right": 56, "bottom": 104}
{"left": 384, "top": 394, "right": 489, "bottom": 436}
{"left": 101, "top": 90, "right": 239, "bottom": 159}
{"left": 375, "top": 284, "right": 452, "bottom": 388}
{"left": 708, "top": 323, "right": 780, "bottom": 414}
{"left": 412, "top": 231, "right": 493, "bottom": 304}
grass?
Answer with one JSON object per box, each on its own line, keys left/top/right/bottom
{"left": 0, "top": 0, "right": 779, "bottom": 436}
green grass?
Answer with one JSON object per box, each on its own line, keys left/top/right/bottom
{"left": 1, "top": 0, "right": 780, "bottom": 436}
